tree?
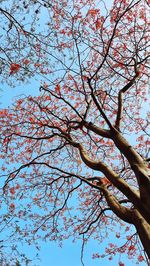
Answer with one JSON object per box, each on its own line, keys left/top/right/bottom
{"left": 0, "top": 0, "right": 150, "bottom": 264}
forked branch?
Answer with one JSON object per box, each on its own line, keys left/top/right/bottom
{"left": 115, "top": 72, "right": 140, "bottom": 130}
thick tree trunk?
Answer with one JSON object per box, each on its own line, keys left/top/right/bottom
{"left": 111, "top": 130, "right": 150, "bottom": 223}
{"left": 133, "top": 210, "right": 150, "bottom": 260}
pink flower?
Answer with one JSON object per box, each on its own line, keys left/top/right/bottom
{"left": 138, "top": 255, "right": 144, "bottom": 262}
{"left": 10, "top": 63, "right": 20, "bottom": 74}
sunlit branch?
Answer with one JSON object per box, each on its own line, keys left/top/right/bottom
{"left": 83, "top": 121, "right": 111, "bottom": 138}
{"left": 115, "top": 72, "right": 140, "bottom": 130}
{"left": 97, "top": 181, "right": 133, "bottom": 224}
{"left": 73, "top": 142, "right": 150, "bottom": 224}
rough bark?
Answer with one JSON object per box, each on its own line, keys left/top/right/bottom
{"left": 99, "top": 182, "right": 150, "bottom": 260}
{"left": 133, "top": 210, "right": 150, "bottom": 260}
{"left": 111, "top": 129, "right": 150, "bottom": 221}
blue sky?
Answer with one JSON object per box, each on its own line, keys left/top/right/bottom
{"left": 0, "top": 67, "right": 147, "bottom": 266}
{"left": 0, "top": 79, "right": 146, "bottom": 266}
{"left": 0, "top": 1, "right": 148, "bottom": 265}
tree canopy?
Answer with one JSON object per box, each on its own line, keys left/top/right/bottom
{"left": 0, "top": 0, "right": 150, "bottom": 265}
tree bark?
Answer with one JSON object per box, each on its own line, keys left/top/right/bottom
{"left": 133, "top": 210, "right": 150, "bottom": 260}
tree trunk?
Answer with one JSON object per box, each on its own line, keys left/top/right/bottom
{"left": 133, "top": 210, "right": 150, "bottom": 260}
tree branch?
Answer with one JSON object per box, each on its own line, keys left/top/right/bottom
{"left": 87, "top": 78, "right": 113, "bottom": 129}
{"left": 73, "top": 142, "right": 150, "bottom": 224}
{"left": 83, "top": 121, "right": 111, "bottom": 138}
{"left": 115, "top": 72, "right": 140, "bottom": 130}
{"left": 97, "top": 181, "right": 133, "bottom": 224}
